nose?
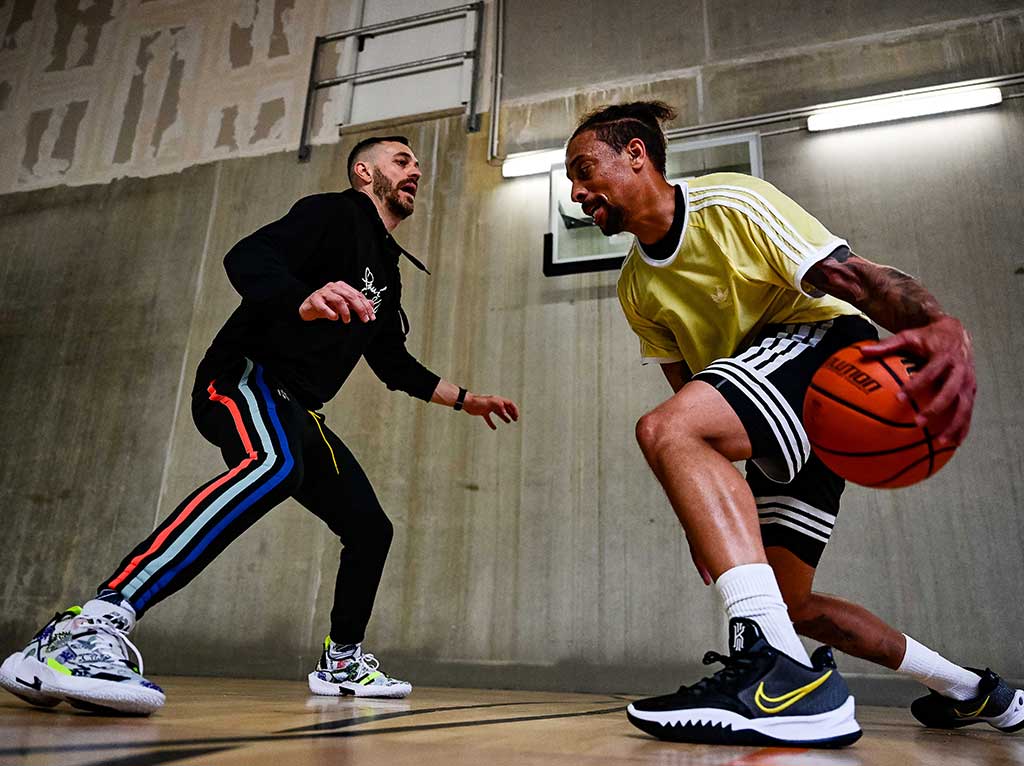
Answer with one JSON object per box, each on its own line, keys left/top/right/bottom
{"left": 409, "top": 165, "right": 422, "bottom": 181}
{"left": 571, "top": 180, "right": 587, "bottom": 203}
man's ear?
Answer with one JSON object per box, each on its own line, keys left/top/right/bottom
{"left": 353, "top": 159, "right": 373, "bottom": 185}
{"left": 626, "top": 137, "right": 648, "bottom": 170}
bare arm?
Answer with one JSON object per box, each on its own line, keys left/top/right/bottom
{"left": 805, "top": 250, "right": 975, "bottom": 445}
{"left": 660, "top": 361, "right": 692, "bottom": 393}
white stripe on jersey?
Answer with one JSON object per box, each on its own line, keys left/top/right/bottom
{"left": 690, "top": 183, "right": 819, "bottom": 260}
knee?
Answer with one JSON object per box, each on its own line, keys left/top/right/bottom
{"left": 635, "top": 411, "right": 665, "bottom": 459}
{"left": 347, "top": 509, "right": 393, "bottom": 555}
{"left": 635, "top": 409, "right": 691, "bottom": 463}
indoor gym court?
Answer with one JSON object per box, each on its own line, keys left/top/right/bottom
{"left": 4, "top": 680, "right": 1024, "bottom": 765}
{"left": 2, "top": 1, "right": 1023, "bottom": 765}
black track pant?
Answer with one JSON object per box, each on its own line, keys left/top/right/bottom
{"left": 101, "top": 358, "right": 392, "bottom": 644}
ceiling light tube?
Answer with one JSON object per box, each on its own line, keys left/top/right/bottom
{"left": 501, "top": 148, "right": 565, "bottom": 178}
{"left": 807, "top": 87, "right": 1002, "bottom": 132}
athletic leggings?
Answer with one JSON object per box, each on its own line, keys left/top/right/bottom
{"left": 101, "top": 358, "right": 392, "bottom": 644}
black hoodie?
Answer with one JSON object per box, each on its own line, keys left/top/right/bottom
{"left": 193, "top": 189, "right": 440, "bottom": 410}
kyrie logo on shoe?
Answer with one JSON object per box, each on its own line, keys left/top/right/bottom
{"left": 754, "top": 671, "right": 833, "bottom": 714}
{"left": 732, "top": 623, "right": 746, "bottom": 652}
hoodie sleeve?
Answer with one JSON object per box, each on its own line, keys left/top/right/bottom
{"left": 223, "top": 195, "right": 337, "bottom": 317}
{"left": 362, "top": 306, "right": 441, "bottom": 401}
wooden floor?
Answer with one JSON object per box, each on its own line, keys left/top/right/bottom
{"left": 2, "top": 678, "right": 1023, "bottom": 765}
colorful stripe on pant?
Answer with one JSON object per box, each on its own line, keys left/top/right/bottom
{"left": 106, "top": 359, "right": 294, "bottom": 612}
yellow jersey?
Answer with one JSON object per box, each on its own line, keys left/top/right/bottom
{"left": 617, "top": 173, "right": 860, "bottom": 373}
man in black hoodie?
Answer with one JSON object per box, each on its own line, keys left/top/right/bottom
{"left": 0, "top": 136, "right": 519, "bottom": 714}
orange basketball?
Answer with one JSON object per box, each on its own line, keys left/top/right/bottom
{"left": 803, "top": 341, "right": 958, "bottom": 488}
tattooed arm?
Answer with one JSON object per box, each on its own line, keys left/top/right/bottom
{"left": 805, "top": 248, "right": 976, "bottom": 446}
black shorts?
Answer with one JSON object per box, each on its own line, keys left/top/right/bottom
{"left": 692, "top": 315, "right": 878, "bottom": 567}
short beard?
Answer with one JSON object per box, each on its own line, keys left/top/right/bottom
{"left": 372, "top": 168, "right": 414, "bottom": 219}
{"left": 596, "top": 203, "right": 625, "bottom": 236}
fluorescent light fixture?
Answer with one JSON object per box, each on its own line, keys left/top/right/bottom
{"left": 807, "top": 87, "right": 1002, "bottom": 132}
{"left": 501, "top": 148, "right": 565, "bottom": 178}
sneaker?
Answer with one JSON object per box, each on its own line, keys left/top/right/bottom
{"left": 0, "top": 601, "right": 164, "bottom": 715}
{"left": 911, "top": 668, "right": 1024, "bottom": 733}
{"left": 307, "top": 638, "right": 412, "bottom": 698}
{"left": 626, "top": 618, "right": 861, "bottom": 748}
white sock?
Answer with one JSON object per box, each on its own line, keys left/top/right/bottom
{"left": 715, "top": 563, "right": 810, "bottom": 664}
{"left": 898, "top": 635, "right": 981, "bottom": 700}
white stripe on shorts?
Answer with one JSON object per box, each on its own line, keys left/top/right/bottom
{"left": 704, "top": 358, "right": 809, "bottom": 482}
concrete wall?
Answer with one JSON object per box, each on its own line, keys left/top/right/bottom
{"left": 1, "top": 1, "right": 1023, "bottom": 703}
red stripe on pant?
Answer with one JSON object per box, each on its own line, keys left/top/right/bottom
{"left": 107, "top": 381, "right": 257, "bottom": 590}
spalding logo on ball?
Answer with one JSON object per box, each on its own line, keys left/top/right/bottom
{"left": 803, "top": 341, "right": 959, "bottom": 488}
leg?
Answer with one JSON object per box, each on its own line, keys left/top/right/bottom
{"left": 295, "top": 411, "right": 411, "bottom": 698}
{"left": 103, "top": 360, "right": 305, "bottom": 616}
{"left": 627, "top": 322, "right": 871, "bottom": 747}
{"left": 292, "top": 412, "right": 392, "bottom": 646}
{"left": 768, "top": 547, "right": 906, "bottom": 668}
{"left": 748, "top": 452, "right": 906, "bottom": 668}
{"left": 635, "top": 380, "right": 762, "bottom": 578}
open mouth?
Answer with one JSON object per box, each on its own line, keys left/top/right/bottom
{"left": 399, "top": 181, "right": 418, "bottom": 197}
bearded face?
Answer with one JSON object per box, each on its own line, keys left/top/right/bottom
{"left": 372, "top": 167, "right": 415, "bottom": 219}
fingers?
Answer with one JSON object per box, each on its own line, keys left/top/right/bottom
{"left": 483, "top": 412, "right": 496, "bottom": 430}
{"left": 309, "top": 282, "right": 376, "bottom": 323}
{"left": 308, "top": 294, "right": 337, "bottom": 321}
{"left": 860, "top": 333, "right": 916, "bottom": 357}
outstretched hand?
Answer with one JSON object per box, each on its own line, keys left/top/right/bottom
{"left": 860, "top": 315, "right": 976, "bottom": 446}
{"left": 462, "top": 394, "right": 520, "bottom": 430}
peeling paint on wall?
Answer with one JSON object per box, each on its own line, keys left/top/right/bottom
{"left": 251, "top": 96, "right": 285, "bottom": 142}
{"left": 21, "top": 108, "right": 50, "bottom": 176}
{"left": 20, "top": 100, "right": 89, "bottom": 181}
{"left": 47, "top": 0, "right": 117, "bottom": 72}
{"left": 152, "top": 31, "right": 186, "bottom": 155}
{"left": 229, "top": 0, "right": 296, "bottom": 69}
{"left": 216, "top": 105, "right": 239, "bottom": 151}
{"left": 113, "top": 26, "right": 194, "bottom": 165}
{"left": 229, "top": 3, "right": 254, "bottom": 69}
{"left": 0, "top": 80, "right": 11, "bottom": 112}
{"left": 270, "top": 0, "right": 295, "bottom": 59}
{"left": 53, "top": 100, "right": 88, "bottom": 164}
{"left": 114, "top": 30, "right": 157, "bottom": 165}
{"left": 2, "top": 0, "right": 34, "bottom": 52}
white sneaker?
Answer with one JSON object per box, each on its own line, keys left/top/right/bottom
{"left": 307, "top": 638, "right": 412, "bottom": 698}
{"left": 0, "top": 601, "right": 164, "bottom": 715}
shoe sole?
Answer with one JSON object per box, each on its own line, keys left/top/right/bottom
{"left": 0, "top": 653, "right": 62, "bottom": 708}
{"left": 1, "top": 654, "right": 164, "bottom": 715}
{"left": 627, "top": 695, "right": 862, "bottom": 748}
{"left": 307, "top": 671, "right": 412, "bottom": 698}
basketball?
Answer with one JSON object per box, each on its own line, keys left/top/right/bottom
{"left": 803, "top": 341, "right": 958, "bottom": 488}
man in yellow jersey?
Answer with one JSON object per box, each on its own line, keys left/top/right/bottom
{"left": 565, "top": 101, "right": 1022, "bottom": 748}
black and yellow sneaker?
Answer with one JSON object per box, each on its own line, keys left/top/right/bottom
{"left": 627, "top": 618, "right": 861, "bottom": 748}
{"left": 911, "top": 669, "right": 1024, "bottom": 733}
